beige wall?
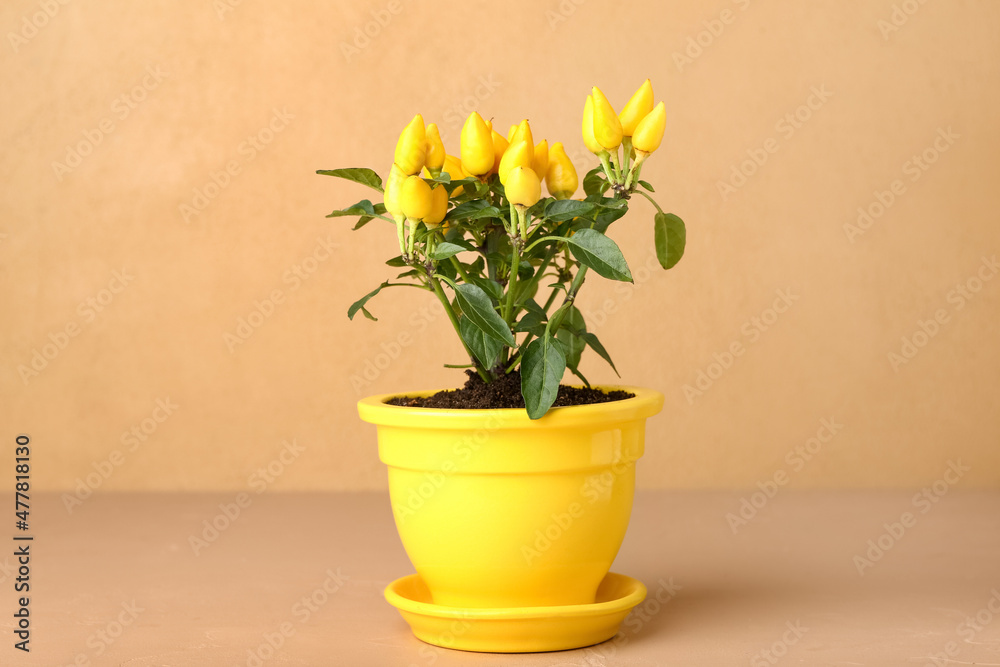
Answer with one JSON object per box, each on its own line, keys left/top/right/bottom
{"left": 2, "top": 0, "right": 998, "bottom": 492}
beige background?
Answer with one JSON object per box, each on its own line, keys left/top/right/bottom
{"left": 1, "top": 0, "right": 998, "bottom": 493}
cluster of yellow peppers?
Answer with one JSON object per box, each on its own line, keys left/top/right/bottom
{"left": 381, "top": 80, "right": 666, "bottom": 259}
{"left": 583, "top": 79, "right": 666, "bottom": 194}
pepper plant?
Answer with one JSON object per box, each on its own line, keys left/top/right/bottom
{"left": 320, "top": 80, "right": 686, "bottom": 418}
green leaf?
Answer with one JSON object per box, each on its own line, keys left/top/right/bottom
{"left": 316, "top": 168, "right": 383, "bottom": 192}
{"left": 583, "top": 167, "right": 609, "bottom": 197}
{"left": 520, "top": 334, "right": 567, "bottom": 419}
{"left": 448, "top": 199, "right": 501, "bottom": 221}
{"left": 326, "top": 199, "right": 375, "bottom": 218}
{"left": 459, "top": 316, "right": 503, "bottom": 370}
{"left": 654, "top": 212, "right": 686, "bottom": 270}
{"left": 472, "top": 277, "right": 504, "bottom": 302}
{"left": 581, "top": 332, "right": 619, "bottom": 377}
{"left": 544, "top": 199, "right": 596, "bottom": 222}
{"left": 385, "top": 256, "right": 408, "bottom": 267}
{"left": 522, "top": 298, "right": 548, "bottom": 320}
{"left": 429, "top": 242, "right": 470, "bottom": 261}
{"left": 347, "top": 281, "right": 389, "bottom": 321}
{"left": 556, "top": 306, "right": 586, "bottom": 370}
{"left": 567, "top": 229, "right": 633, "bottom": 282}
{"left": 453, "top": 283, "right": 515, "bottom": 346}
{"left": 638, "top": 180, "right": 655, "bottom": 192}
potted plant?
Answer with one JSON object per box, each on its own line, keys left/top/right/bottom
{"left": 320, "top": 79, "right": 686, "bottom": 653}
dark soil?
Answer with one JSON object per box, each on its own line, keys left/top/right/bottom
{"left": 386, "top": 370, "right": 634, "bottom": 409}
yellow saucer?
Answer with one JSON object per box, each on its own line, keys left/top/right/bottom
{"left": 384, "top": 572, "right": 647, "bottom": 653}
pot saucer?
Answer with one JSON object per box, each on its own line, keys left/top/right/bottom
{"left": 384, "top": 572, "right": 647, "bottom": 653}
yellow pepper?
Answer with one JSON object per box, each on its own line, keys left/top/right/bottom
{"left": 509, "top": 119, "right": 534, "bottom": 150}
{"left": 491, "top": 130, "right": 509, "bottom": 174}
{"left": 532, "top": 140, "right": 549, "bottom": 181}
{"left": 383, "top": 163, "right": 407, "bottom": 217}
{"left": 442, "top": 154, "right": 467, "bottom": 196}
{"left": 591, "top": 87, "right": 623, "bottom": 150}
{"left": 498, "top": 139, "right": 533, "bottom": 186}
{"left": 581, "top": 95, "right": 605, "bottom": 155}
{"left": 400, "top": 175, "right": 432, "bottom": 221}
{"left": 424, "top": 123, "right": 445, "bottom": 176}
{"left": 506, "top": 166, "right": 541, "bottom": 208}
{"left": 545, "top": 142, "right": 578, "bottom": 200}
{"left": 460, "top": 112, "right": 494, "bottom": 176}
{"left": 424, "top": 185, "right": 448, "bottom": 227}
{"left": 618, "top": 79, "right": 654, "bottom": 137}
{"left": 632, "top": 101, "right": 666, "bottom": 155}
{"left": 394, "top": 114, "right": 426, "bottom": 175}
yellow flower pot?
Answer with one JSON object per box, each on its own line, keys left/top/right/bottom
{"left": 358, "top": 386, "right": 663, "bottom": 609}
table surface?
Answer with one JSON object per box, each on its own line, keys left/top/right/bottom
{"left": 3, "top": 490, "right": 1000, "bottom": 666}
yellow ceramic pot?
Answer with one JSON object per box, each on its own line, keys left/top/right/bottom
{"left": 358, "top": 386, "right": 663, "bottom": 609}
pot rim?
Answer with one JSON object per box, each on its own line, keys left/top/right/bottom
{"left": 358, "top": 385, "right": 664, "bottom": 430}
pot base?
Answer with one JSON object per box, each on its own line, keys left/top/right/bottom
{"left": 384, "top": 572, "right": 647, "bottom": 653}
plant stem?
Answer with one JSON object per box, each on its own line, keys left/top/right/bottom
{"left": 635, "top": 188, "right": 663, "bottom": 214}
{"left": 548, "top": 264, "right": 589, "bottom": 335}
{"left": 429, "top": 276, "right": 490, "bottom": 383}
{"left": 449, "top": 255, "right": 472, "bottom": 282}
{"left": 502, "top": 239, "right": 522, "bottom": 327}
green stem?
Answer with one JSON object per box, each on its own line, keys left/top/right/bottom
{"left": 449, "top": 255, "right": 472, "bottom": 282}
{"left": 429, "top": 276, "right": 490, "bottom": 383}
{"left": 502, "top": 240, "right": 522, "bottom": 327}
{"left": 634, "top": 189, "right": 663, "bottom": 214}
{"left": 548, "top": 265, "right": 590, "bottom": 335}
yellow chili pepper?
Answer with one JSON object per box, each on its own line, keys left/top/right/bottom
{"left": 618, "top": 79, "right": 654, "bottom": 137}
{"left": 394, "top": 114, "right": 426, "bottom": 175}
{"left": 509, "top": 119, "right": 534, "bottom": 150}
{"left": 383, "top": 163, "right": 407, "bottom": 217}
{"left": 532, "top": 140, "right": 549, "bottom": 181}
{"left": 442, "top": 154, "right": 467, "bottom": 196}
{"left": 632, "top": 101, "right": 666, "bottom": 155}
{"left": 582, "top": 95, "right": 605, "bottom": 155}
{"left": 400, "top": 175, "right": 432, "bottom": 221}
{"left": 424, "top": 185, "right": 448, "bottom": 227}
{"left": 545, "top": 142, "right": 578, "bottom": 200}
{"left": 591, "top": 86, "right": 623, "bottom": 151}
{"left": 498, "top": 139, "right": 533, "bottom": 186}
{"left": 491, "top": 130, "right": 509, "bottom": 174}
{"left": 460, "top": 112, "right": 494, "bottom": 176}
{"left": 424, "top": 123, "right": 445, "bottom": 176}
{"left": 506, "top": 165, "right": 541, "bottom": 208}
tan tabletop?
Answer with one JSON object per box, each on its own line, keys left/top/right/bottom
{"left": 5, "top": 491, "right": 1000, "bottom": 666}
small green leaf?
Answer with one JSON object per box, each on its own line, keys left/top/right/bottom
{"left": 385, "top": 256, "right": 408, "bottom": 267}
{"left": 326, "top": 199, "right": 376, "bottom": 219}
{"left": 429, "top": 242, "right": 469, "bottom": 261}
{"left": 448, "top": 199, "right": 501, "bottom": 221}
{"left": 567, "top": 229, "right": 633, "bottom": 282}
{"left": 544, "top": 199, "right": 596, "bottom": 222}
{"left": 316, "top": 168, "right": 383, "bottom": 192}
{"left": 654, "top": 212, "right": 686, "bottom": 270}
{"left": 581, "top": 332, "right": 619, "bottom": 377}
{"left": 521, "top": 334, "right": 567, "bottom": 420}
{"left": 347, "top": 281, "right": 389, "bottom": 321}
{"left": 459, "top": 316, "right": 503, "bottom": 370}
{"left": 583, "top": 167, "right": 609, "bottom": 197}
{"left": 638, "top": 180, "right": 655, "bottom": 192}
{"left": 454, "top": 283, "right": 515, "bottom": 346}
{"left": 556, "top": 306, "right": 586, "bottom": 370}
{"left": 472, "top": 277, "right": 504, "bottom": 302}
